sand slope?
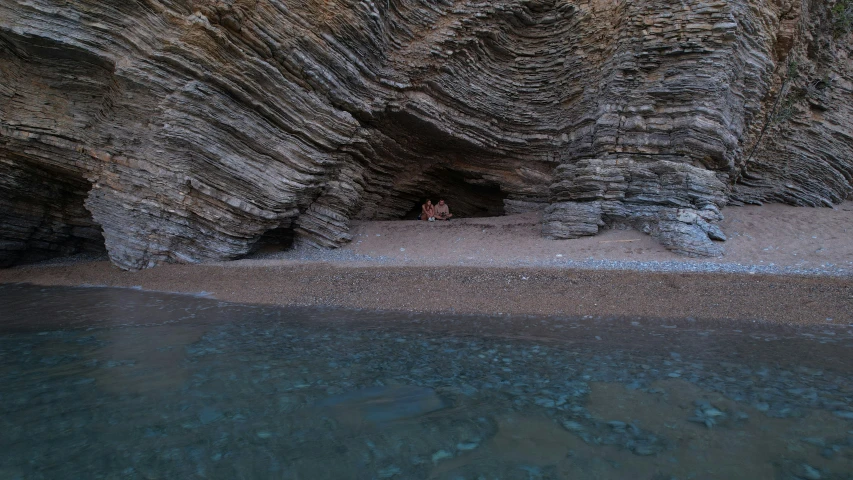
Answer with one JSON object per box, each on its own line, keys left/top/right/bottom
{"left": 242, "top": 202, "right": 853, "bottom": 275}
{"left": 2, "top": 203, "right": 852, "bottom": 324}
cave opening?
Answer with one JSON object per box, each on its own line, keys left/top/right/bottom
{"left": 0, "top": 161, "right": 107, "bottom": 267}
{"left": 400, "top": 169, "right": 509, "bottom": 220}
{"left": 372, "top": 110, "right": 515, "bottom": 222}
{"left": 238, "top": 225, "right": 296, "bottom": 260}
{"left": 249, "top": 226, "right": 296, "bottom": 254}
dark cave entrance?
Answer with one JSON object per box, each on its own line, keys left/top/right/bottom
{"left": 250, "top": 226, "right": 296, "bottom": 253}
{"left": 401, "top": 169, "right": 509, "bottom": 220}
{"left": 375, "top": 111, "right": 512, "bottom": 221}
{"left": 0, "top": 162, "right": 107, "bottom": 268}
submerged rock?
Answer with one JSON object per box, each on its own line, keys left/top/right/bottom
{"left": 318, "top": 385, "right": 447, "bottom": 423}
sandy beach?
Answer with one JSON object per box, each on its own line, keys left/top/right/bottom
{"left": 1, "top": 203, "right": 852, "bottom": 325}
{"left": 317, "top": 202, "right": 853, "bottom": 275}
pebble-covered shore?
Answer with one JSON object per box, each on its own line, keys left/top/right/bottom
{"left": 245, "top": 241, "right": 853, "bottom": 278}
{"left": 2, "top": 255, "right": 851, "bottom": 325}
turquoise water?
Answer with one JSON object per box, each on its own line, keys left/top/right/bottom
{"left": 1, "top": 283, "right": 852, "bottom": 479}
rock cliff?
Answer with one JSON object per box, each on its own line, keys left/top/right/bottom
{"left": 1, "top": 0, "right": 851, "bottom": 268}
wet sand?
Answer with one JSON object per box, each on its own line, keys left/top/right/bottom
{"left": 1, "top": 261, "right": 851, "bottom": 325}
{"left": 1, "top": 203, "right": 852, "bottom": 325}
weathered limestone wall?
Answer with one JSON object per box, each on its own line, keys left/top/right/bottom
{"left": 1, "top": 0, "right": 851, "bottom": 268}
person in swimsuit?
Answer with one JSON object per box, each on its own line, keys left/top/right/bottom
{"left": 421, "top": 199, "right": 435, "bottom": 221}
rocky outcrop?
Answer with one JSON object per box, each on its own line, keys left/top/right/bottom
{"left": 1, "top": 0, "right": 851, "bottom": 269}
{"left": 543, "top": 158, "right": 728, "bottom": 256}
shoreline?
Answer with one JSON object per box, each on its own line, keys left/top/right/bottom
{"left": 2, "top": 202, "right": 853, "bottom": 325}
{"left": 226, "top": 254, "right": 853, "bottom": 278}
{"left": 2, "top": 260, "right": 851, "bottom": 326}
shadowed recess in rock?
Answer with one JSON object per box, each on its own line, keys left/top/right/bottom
{"left": 401, "top": 170, "right": 509, "bottom": 219}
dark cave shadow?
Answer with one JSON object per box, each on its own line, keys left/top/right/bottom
{"left": 401, "top": 169, "right": 509, "bottom": 220}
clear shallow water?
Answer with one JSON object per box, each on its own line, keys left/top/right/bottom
{"left": 1, "top": 284, "right": 852, "bottom": 479}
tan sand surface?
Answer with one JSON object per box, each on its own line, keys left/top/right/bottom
{"left": 1, "top": 203, "right": 852, "bottom": 325}
{"left": 324, "top": 202, "right": 853, "bottom": 271}
{"left": 1, "top": 262, "right": 851, "bottom": 325}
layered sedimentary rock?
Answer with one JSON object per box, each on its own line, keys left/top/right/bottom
{"left": 1, "top": 0, "right": 851, "bottom": 268}
{"left": 543, "top": 158, "right": 729, "bottom": 256}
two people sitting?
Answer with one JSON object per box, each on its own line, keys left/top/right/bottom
{"left": 420, "top": 199, "right": 453, "bottom": 222}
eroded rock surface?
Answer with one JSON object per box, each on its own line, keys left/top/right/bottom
{"left": 543, "top": 158, "right": 728, "bottom": 256}
{"left": 1, "top": 0, "right": 851, "bottom": 268}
